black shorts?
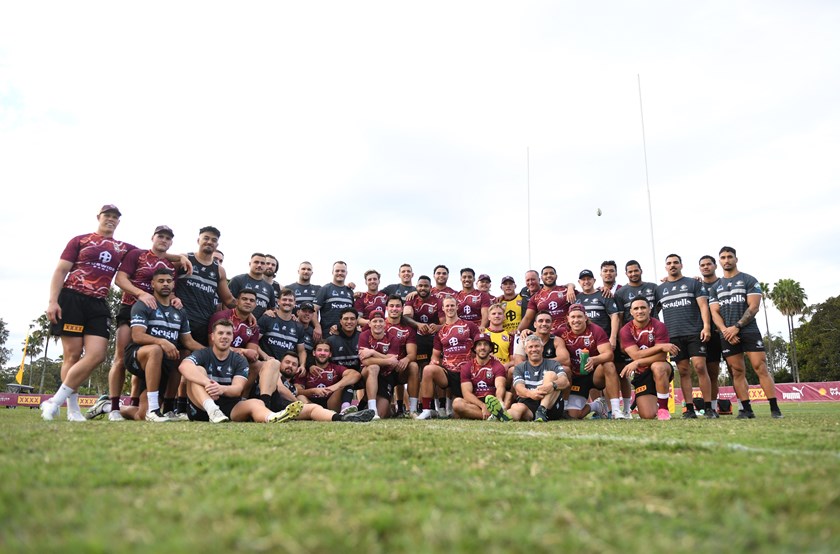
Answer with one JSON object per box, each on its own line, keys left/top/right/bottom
{"left": 671, "top": 335, "right": 706, "bottom": 362}
{"left": 268, "top": 392, "right": 293, "bottom": 412}
{"left": 705, "top": 332, "right": 722, "bottom": 363}
{"left": 444, "top": 369, "right": 463, "bottom": 398}
{"left": 188, "top": 319, "right": 209, "bottom": 348}
{"left": 377, "top": 372, "right": 397, "bottom": 401}
{"left": 307, "top": 395, "right": 330, "bottom": 409}
{"left": 516, "top": 397, "right": 540, "bottom": 419}
{"left": 50, "top": 288, "right": 112, "bottom": 339}
{"left": 722, "top": 331, "right": 765, "bottom": 358}
{"left": 188, "top": 396, "right": 240, "bottom": 421}
{"left": 631, "top": 364, "right": 673, "bottom": 397}
{"left": 124, "top": 343, "right": 179, "bottom": 383}
{"left": 416, "top": 335, "right": 434, "bottom": 368}
{"left": 116, "top": 304, "right": 132, "bottom": 326}
{"left": 569, "top": 372, "right": 597, "bottom": 399}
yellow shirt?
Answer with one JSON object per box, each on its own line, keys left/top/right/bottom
{"left": 486, "top": 328, "right": 513, "bottom": 364}
{"left": 498, "top": 294, "right": 524, "bottom": 335}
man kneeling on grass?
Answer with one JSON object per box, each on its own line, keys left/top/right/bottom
{"left": 178, "top": 319, "right": 303, "bottom": 424}
{"left": 452, "top": 334, "right": 508, "bottom": 420}
{"left": 619, "top": 298, "right": 677, "bottom": 421}
{"left": 489, "top": 334, "right": 569, "bottom": 422}
{"left": 275, "top": 352, "right": 376, "bottom": 423}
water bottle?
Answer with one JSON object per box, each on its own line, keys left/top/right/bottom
{"left": 579, "top": 348, "right": 590, "bottom": 375}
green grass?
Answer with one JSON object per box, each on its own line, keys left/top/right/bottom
{"left": 1, "top": 403, "right": 839, "bottom": 553}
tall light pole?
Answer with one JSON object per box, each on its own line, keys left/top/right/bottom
{"left": 638, "top": 74, "right": 657, "bottom": 269}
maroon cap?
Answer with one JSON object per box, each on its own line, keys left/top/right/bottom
{"left": 568, "top": 303, "right": 585, "bottom": 314}
{"left": 99, "top": 204, "right": 122, "bottom": 216}
{"left": 477, "top": 274, "right": 491, "bottom": 282}
{"left": 473, "top": 333, "right": 493, "bottom": 348}
{"left": 154, "top": 225, "right": 174, "bottom": 237}
{"left": 369, "top": 309, "right": 385, "bottom": 321}
{"left": 501, "top": 275, "right": 515, "bottom": 284}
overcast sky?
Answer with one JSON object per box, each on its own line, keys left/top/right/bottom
{"left": 1, "top": 1, "right": 838, "bottom": 362}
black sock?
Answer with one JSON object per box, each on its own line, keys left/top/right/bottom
{"left": 742, "top": 399, "right": 752, "bottom": 412}
{"left": 685, "top": 403, "right": 695, "bottom": 413}
{"left": 260, "top": 394, "right": 272, "bottom": 408}
{"left": 332, "top": 413, "right": 342, "bottom": 421}
{"left": 437, "top": 397, "right": 446, "bottom": 409}
{"left": 769, "top": 398, "right": 779, "bottom": 411}
{"left": 130, "top": 396, "right": 140, "bottom": 407}
{"left": 176, "top": 397, "right": 188, "bottom": 412}
{"left": 163, "top": 397, "right": 175, "bottom": 413}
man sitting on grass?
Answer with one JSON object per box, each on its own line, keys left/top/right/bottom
{"left": 178, "top": 318, "right": 302, "bottom": 424}
{"left": 452, "top": 334, "right": 508, "bottom": 420}
{"left": 295, "top": 340, "right": 362, "bottom": 414}
{"left": 502, "top": 334, "right": 569, "bottom": 422}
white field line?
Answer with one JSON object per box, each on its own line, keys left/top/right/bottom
{"left": 421, "top": 423, "right": 840, "bottom": 459}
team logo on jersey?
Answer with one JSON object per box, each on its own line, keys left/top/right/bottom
{"left": 457, "top": 327, "right": 464, "bottom": 335}
{"left": 99, "top": 251, "right": 113, "bottom": 264}
{"left": 584, "top": 337, "right": 591, "bottom": 347}
{"left": 548, "top": 301, "right": 558, "bottom": 310}
{"left": 463, "top": 305, "right": 472, "bottom": 314}
{"left": 173, "top": 313, "right": 181, "bottom": 322}
{"left": 485, "top": 369, "right": 493, "bottom": 379}
{"left": 448, "top": 338, "right": 459, "bottom": 346}
{"left": 662, "top": 289, "right": 669, "bottom": 296}
{"left": 680, "top": 285, "right": 688, "bottom": 291}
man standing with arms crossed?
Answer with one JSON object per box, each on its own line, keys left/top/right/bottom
{"left": 288, "top": 261, "right": 321, "bottom": 311}
{"left": 709, "top": 246, "right": 783, "bottom": 419}
{"left": 655, "top": 254, "right": 716, "bottom": 419}
{"left": 313, "top": 261, "right": 355, "bottom": 341}
{"left": 229, "top": 253, "right": 276, "bottom": 320}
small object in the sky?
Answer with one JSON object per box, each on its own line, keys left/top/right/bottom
{"left": 596, "top": 208, "right": 602, "bottom": 216}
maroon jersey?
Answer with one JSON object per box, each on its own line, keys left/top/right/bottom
{"left": 295, "top": 362, "right": 348, "bottom": 390}
{"left": 433, "top": 319, "right": 480, "bottom": 370}
{"left": 456, "top": 290, "right": 491, "bottom": 323}
{"left": 459, "top": 357, "right": 506, "bottom": 399}
{"left": 527, "top": 286, "right": 574, "bottom": 335}
{"left": 558, "top": 322, "right": 611, "bottom": 376}
{"left": 409, "top": 295, "right": 441, "bottom": 336}
{"left": 431, "top": 286, "right": 457, "bottom": 303}
{"left": 60, "top": 233, "right": 138, "bottom": 299}
{"left": 619, "top": 318, "right": 670, "bottom": 373}
{"left": 358, "top": 329, "right": 401, "bottom": 374}
{"left": 385, "top": 320, "right": 417, "bottom": 359}
{"left": 209, "top": 309, "right": 260, "bottom": 349}
{"left": 118, "top": 249, "right": 176, "bottom": 305}
{"left": 355, "top": 292, "right": 388, "bottom": 322}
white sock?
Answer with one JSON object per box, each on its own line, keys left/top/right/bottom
{"left": 367, "top": 399, "right": 377, "bottom": 411}
{"left": 409, "top": 397, "right": 418, "bottom": 412}
{"left": 623, "top": 397, "right": 632, "bottom": 412}
{"left": 67, "top": 393, "right": 82, "bottom": 415}
{"left": 711, "top": 399, "right": 719, "bottom": 410}
{"left": 446, "top": 397, "right": 453, "bottom": 414}
{"left": 736, "top": 399, "right": 743, "bottom": 410}
{"left": 202, "top": 398, "right": 219, "bottom": 413}
{"left": 657, "top": 393, "right": 670, "bottom": 400}
{"left": 610, "top": 398, "right": 621, "bottom": 413}
{"left": 148, "top": 391, "right": 160, "bottom": 412}
{"left": 52, "top": 384, "right": 75, "bottom": 407}
{"left": 340, "top": 402, "right": 350, "bottom": 411}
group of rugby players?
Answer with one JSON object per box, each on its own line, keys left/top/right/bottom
{"left": 40, "top": 204, "right": 783, "bottom": 426}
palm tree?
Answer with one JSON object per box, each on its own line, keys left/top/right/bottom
{"left": 770, "top": 279, "right": 808, "bottom": 382}
{"left": 758, "top": 281, "right": 775, "bottom": 372}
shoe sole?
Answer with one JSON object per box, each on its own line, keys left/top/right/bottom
{"left": 343, "top": 409, "right": 376, "bottom": 422}
{"left": 271, "top": 401, "right": 303, "bottom": 423}
{"left": 484, "top": 395, "right": 511, "bottom": 421}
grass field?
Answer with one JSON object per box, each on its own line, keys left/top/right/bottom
{"left": 1, "top": 403, "right": 839, "bottom": 553}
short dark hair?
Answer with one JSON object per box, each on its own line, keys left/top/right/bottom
{"left": 199, "top": 226, "right": 220, "bottom": 237}
{"left": 250, "top": 252, "right": 265, "bottom": 259}
{"left": 719, "top": 246, "right": 737, "bottom": 256}
{"left": 340, "top": 307, "right": 358, "bottom": 319}
{"left": 314, "top": 340, "right": 331, "bottom": 352}
{"left": 699, "top": 255, "right": 716, "bottom": 265}
{"left": 236, "top": 289, "right": 257, "bottom": 299}
{"left": 387, "top": 295, "right": 404, "bottom": 306}
{"left": 211, "top": 318, "right": 233, "bottom": 332}
{"left": 625, "top": 260, "right": 641, "bottom": 270}
{"left": 600, "top": 260, "right": 616, "bottom": 269}
{"left": 460, "top": 267, "right": 475, "bottom": 277}
{"left": 265, "top": 254, "right": 278, "bottom": 264}
{"left": 630, "top": 297, "right": 650, "bottom": 308}
{"left": 434, "top": 264, "right": 449, "bottom": 274}
{"left": 153, "top": 267, "right": 174, "bottom": 278}
{"left": 665, "top": 253, "right": 682, "bottom": 263}
{"left": 535, "top": 310, "right": 553, "bottom": 320}
{"left": 417, "top": 275, "right": 431, "bottom": 284}
{"left": 541, "top": 265, "right": 556, "bottom": 274}
{"left": 279, "top": 288, "right": 295, "bottom": 298}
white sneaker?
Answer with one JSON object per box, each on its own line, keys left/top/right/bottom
{"left": 612, "top": 409, "right": 630, "bottom": 420}
{"left": 415, "top": 409, "right": 433, "bottom": 420}
{"left": 165, "top": 411, "right": 190, "bottom": 422}
{"left": 67, "top": 411, "right": 86, "bottom": 422}
{"left": 591, "top": 397, "right": 608, "bottom": 418}
{"left": 624, "top": 410, "right": 634, "bottom": 419}
{"left": 108, "top": 411, "right": 125, "bottom": 422}
{"left": 145, "top": 409, "right": 171, "bottom": 423}
{"left": 40, "top": 400, "right": 60, "bottom": 421}
{"left": 208, "top": 407, "right": 229, "bottom": 424}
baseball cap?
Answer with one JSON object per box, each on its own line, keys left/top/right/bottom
{"left": 578, "top": 269, "right": 595, "bottom": 279}
{"left": 568, "top": 303, "right": 585, "bottom": 314}
{"left": 473, "top": 333, "right": 493, "bottom": 348}
{"left": 99, "top": 204, "right": 122, "bottom": 216}
{"left": 477, "top": 274, "right": 491, "bottom": 282}
{"left": 154, "top": 225, "right": 174, "bottom": 237}
{"left": 299, "top": 302, "right": 315, "bottom": 311}
{"left": 501, "top": 275, "right": 515, "bottom": 284}
{"left": 369, "top": 309, "right": 385, "bottom": 321}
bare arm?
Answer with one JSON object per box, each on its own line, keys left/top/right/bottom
{"left": 47, "top": 260, "right": 73, "bottom": 324}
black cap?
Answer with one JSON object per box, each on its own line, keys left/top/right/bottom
{"left": 579, "top": 269, "right": 595, "bottom": 279}
{"left": 299, "top": 302, "right": 315, "bottom": 311}
{"left": 154, "top": 225, "right": 174, "bottom": 237}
